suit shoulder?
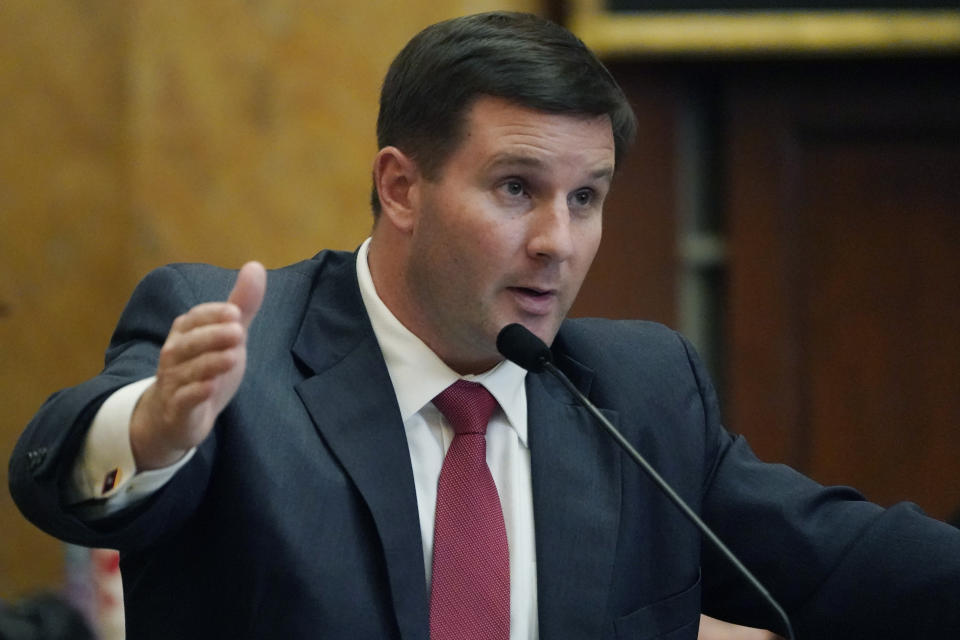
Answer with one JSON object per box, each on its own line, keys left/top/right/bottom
{"left": 137, "top": 250, "right": 353, "bottom": 301}
{"left": 108, "top": 250, "right": 354, "bottom": 353}
{"left": 554, "top": 318, "right": 708, "bottom": 390}
{"left": 557, "top": 318, "right": 686, "bottom": 359}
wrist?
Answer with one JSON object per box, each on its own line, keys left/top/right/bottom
{"left": 129, "top": 384, "right": 189, "bottom": 471}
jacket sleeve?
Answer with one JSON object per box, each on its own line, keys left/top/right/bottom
{"left": 687, "top": 334, "right": 960, "bottom": 638}
{"left": 8, "top": 264, "right": 229, "bottom": 552}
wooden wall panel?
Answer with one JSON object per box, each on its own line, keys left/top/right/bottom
{"left": 798, "top": 138, "right": 960, "bottom": 518}
{"left": 725, "top": 60, "right": 960, "bottom": 519}
{"left": 0, "top": 0, "right": 131, "bottom": 598}
{"left": 572, "top": 64, "right": 679, "bottom": 326}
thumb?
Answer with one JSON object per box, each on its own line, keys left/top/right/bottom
{"left": 228, "top": 261, "right": 267, "bottom": 329}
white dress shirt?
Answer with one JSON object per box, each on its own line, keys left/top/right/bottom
{"left": 71, "top": 239, "right": 539, "bottom": 639}
{"left": 356, "top": 239, "right": 539, "bottom": 639}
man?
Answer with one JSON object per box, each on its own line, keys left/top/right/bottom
{"left": 9, "top": 11, "right": 960, "bottom": 640}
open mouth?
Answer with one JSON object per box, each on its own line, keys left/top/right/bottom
{"left": 512, "top": 286, "right": 551, "bottom": 297}
{"left": 508, "top": 286, "right": 557, "bottom": 315}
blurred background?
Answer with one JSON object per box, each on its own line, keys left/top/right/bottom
{"left": 2, "top": 0, "right": 958, "bottom": 636}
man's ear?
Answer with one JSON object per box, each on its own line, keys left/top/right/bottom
{"left": 373, "top": 146, "right": 420, "bottom": 233}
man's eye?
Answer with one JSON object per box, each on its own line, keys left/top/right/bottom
{"left": 502, "top": 180, "right": 525, "bottom": 197}
{"left": 572, "top": 189, "right": 594, "bottom": 207}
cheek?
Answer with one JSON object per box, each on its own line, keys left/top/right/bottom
{"left": 425, "top": 222, "right": 495, "bottom": 298}
{"left": 575, "top": 222, "right": 603, "bottom": 271}
{"left": 460, "top": 220, "right": 518, "bottom": 269}
{"left": 454, "top": 240, "right": 500, "bottom": 296}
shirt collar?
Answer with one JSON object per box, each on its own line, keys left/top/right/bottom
{"left": 355, "top": 238, "right": 528, "bottom": 445}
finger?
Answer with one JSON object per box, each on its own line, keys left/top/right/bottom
{"left": 171, "top": 302, "right": 241, "bottom": 335}
{"left": 160, "top": 322, "right": 244, "bottom": 367}
{"left": 228, "top": 261, "right": 267, "bottom": 330}
{"left": 159, "top": 348, "right": 242, "bottom": 392}
{"left": 188, "top": 348, "right": 241, "bottom": 383}
{"left": 158, "top": 380, "right": 222, "bottom": 445}
{"left": 165, "top": 379, "right": 218, "bottom": 422}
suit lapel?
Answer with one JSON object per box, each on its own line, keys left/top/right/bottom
{"left": 529, "top": 354, "right": 622, "bottom": 638}
{"left": 291, "top": 252, "right": 428, "bottom": 640}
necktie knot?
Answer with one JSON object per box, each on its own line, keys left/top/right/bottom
{"left": 432, "top": 380, "right": 498, "bottom": 436}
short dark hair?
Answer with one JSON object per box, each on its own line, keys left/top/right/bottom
{"left": 371, "top": 11, "right": 636, "bottom": 216}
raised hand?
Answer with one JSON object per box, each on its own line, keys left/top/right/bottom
{"left": 130, "top": 262, "right": 267, "bottom": 470}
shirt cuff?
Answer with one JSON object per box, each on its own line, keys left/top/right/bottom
{"left": 67, "top": 377, "right": 196, "bottom": 511}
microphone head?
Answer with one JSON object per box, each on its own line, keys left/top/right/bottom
{"left": 497, "top": 323, "right": 553, "bottom": 372}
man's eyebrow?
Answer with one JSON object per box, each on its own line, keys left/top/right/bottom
{"left": 483, "top": 153, "right": 546, "bottom": 172}
{"left": 484, "top": 153, "right": 615, "bottom": 182}
{"left": 589, "top": 166, "right": 615, "bottom": 183}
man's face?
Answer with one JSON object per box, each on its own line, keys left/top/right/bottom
{"left": 401, "top": 96, "right": 615, "bottom": 374}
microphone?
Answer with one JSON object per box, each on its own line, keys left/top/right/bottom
{"left": 496, "top": 323, "right": 553, "bottom": 372}
{"left": 497, "top": 323, "right": 795, "bottom": 640}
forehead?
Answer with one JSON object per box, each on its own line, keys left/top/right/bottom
{"left": 453, "top": 96, "right": 616, "bottom": 173}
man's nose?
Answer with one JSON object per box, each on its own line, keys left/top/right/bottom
{"left": 526, "top": 196, "right": 575, "bottom": 263}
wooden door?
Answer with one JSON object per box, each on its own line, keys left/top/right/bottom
{"left": 725, "top": 59, "right": 960, "bottom": 519}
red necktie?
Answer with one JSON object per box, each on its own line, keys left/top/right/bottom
{"left": 429, "top": 380, "right": 510, "bottom": 640}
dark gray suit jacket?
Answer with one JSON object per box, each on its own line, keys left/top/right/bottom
{"left": 10, "top": 250, "right": 960, "bottom": 639}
